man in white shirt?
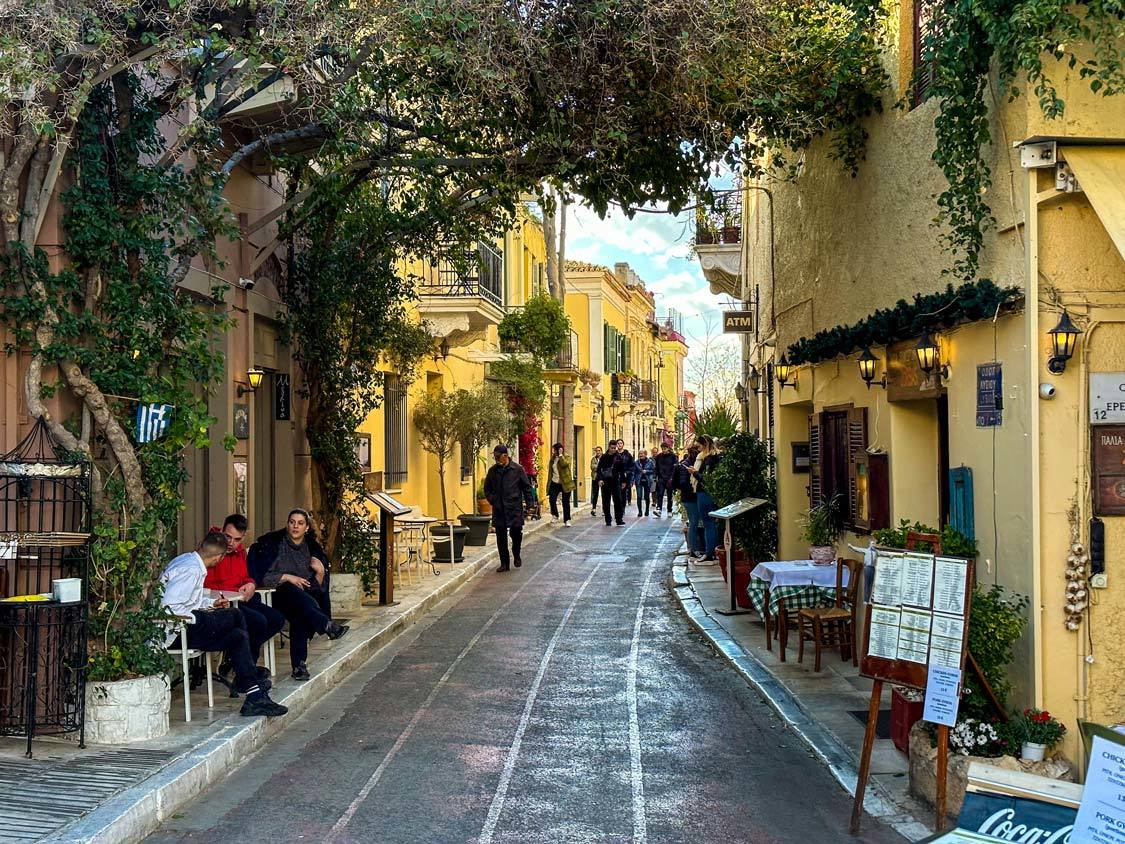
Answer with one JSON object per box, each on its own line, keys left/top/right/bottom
{"left": 161, "top": 533, "right": 288, "bottom": 718}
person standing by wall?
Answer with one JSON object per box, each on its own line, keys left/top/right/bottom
{"left": 685, "top": 435, "right": 723, "bottom": 561}
{"left": 616, "top": 439, "right": 635, "bottom": 507}
{"left": 547, "top": 442, "right": 575, "bottom": 526}
{"left": 676, "top": 445, "right": 702, "bottom": 558}
{"left": 633, "top": 449, "right": 654, "bottom": 518}
{"left": 484, "top": 444, "right": 533, "bottom": 572}
{"left": 653, "top": 442, "right": 678, "bottom": 517}
{"left": 589, "top": 446, "right": 603, "bottom": 516}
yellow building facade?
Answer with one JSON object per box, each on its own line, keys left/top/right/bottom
{"left": 699, "top": 5, "right": 1125, "bottom": 763}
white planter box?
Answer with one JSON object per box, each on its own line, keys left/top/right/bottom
{"left": 329, "top": 573, "right": 363, "bottom": 615}
{"left": 85, "top": 674, "right": 170, "bottom": 744}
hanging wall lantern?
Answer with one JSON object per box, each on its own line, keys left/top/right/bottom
{"left": 238, "top": 367, "right": 266, "bottom": 397}
{"left": 915, "top": 330, "right": 939, "bottom": 374}
{"left": 1047, "top": 309, "right": 1081, "bottom": 374}
{"left": 776, "top": 355, "right": 795, "bottom": 388}
{"left": 747, "top": 365, "right": 761, "bottom": 394}
{"left": 858, "top": 347, "right": 886, "bottom": 390}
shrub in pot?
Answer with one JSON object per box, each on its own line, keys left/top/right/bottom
{"left": 451, "top": 386, "right": 509, "bottom": 546}
{"left": 1009, "top": 708, "right": 1067, "bottom": 761}
{"left": 800, "top": 495, "right": 843, "bottom": 565}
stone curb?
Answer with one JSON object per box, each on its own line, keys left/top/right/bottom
{"left": 669, "top": 558, "right": 932, "bottom": 842}
{"left": 54, "top": 520, "right": 553, "bottom": 844}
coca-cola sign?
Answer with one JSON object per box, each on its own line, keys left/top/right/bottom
{"left": 958, "top": 793, "right": 1074, "bottom": 844}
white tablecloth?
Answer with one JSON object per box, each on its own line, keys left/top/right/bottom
{"left": 749, "top": 560, "right": 849, "bottom": 589}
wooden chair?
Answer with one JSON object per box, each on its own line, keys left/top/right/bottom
{"left": 796, "top": 558, "right": 864, "bottom": 672}
{"left": 906, "top": 530, "right": 942, "bottom": 554}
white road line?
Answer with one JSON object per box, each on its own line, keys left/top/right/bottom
{"left": 544, "top": 533, "right": 582, "bottom": 552}
{"left": 325, "top": 546, "right": 572, "bottom": 842}
{"left": 626, "top": 528, "right": 674, "bottom": 844}
{"left": 478, "top": 561, "right": 604, "bottom": 844}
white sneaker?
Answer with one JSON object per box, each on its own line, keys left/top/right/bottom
{"left": 562, "top": 521, "right": 572, "bottom": 528}
{"left": 551, "top": 515, "right": 559, "bottom": 523}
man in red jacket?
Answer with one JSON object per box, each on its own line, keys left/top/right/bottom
{"left": 204, "top": 514, "right": 285, "bottom": 670}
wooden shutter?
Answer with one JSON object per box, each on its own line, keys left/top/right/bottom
{"left": 846, "top": 406, "right": 868, "bottom": 526}
{"left": 949, "top": 466, "right": 975, "bottom": 539}
{"left": 808, "top": 413, "right": 823, "bottom": 507}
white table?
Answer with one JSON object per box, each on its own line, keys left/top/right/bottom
{"left": 749, "top": 560, "right": 849, "bottom": 660}
{"left": 749, "top": 560, "right": 850, "bottom": 589}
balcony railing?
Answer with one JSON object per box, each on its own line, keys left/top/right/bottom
{"left": 546, "top": 330, "right": 579, "bottom": 371}
{"left": 637, "top": 380, "right": 658, "bottom": 403}
{"left": 694, "top": 189, "right": 742, "bottom": 246}
{"left": 421, "top": 243, "right": 504, "bottom": 307}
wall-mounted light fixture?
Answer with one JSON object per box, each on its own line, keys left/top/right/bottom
{"left": 734, "top": 382, "right": 748, "bottom": 403}
{"left": 747, "top": 364, "right": 761, "bottom": 395}
{"left": 858, "top": 347, "right": 887, "bottom": 390}
{"left": 776, "top": 354, "right": 796, "bottom": 389}
{"left": 1047, "top": 309, "right": 1081, "bottom": 374}
{"left": 237, "top": 367, "right": 265, "bottom": 397}
{"left": 914, "top": 331, "right": 950, "bottom": 380}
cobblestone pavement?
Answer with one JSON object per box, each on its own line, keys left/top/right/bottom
{"left": 145, "top": 517, "right": 904, "bottom": 843}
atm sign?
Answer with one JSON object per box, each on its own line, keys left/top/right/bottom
{"left": 722, "top": 311, "right": 755, "bottom": 334}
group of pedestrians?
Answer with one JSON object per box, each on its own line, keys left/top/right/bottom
{"left": 159, "top": 508, "right": 351, "bottom": 718}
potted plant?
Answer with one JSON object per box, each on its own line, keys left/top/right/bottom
{"left": 800, "top": 495, "right": 843, "bottom": 564}
{"left": 329, "top": 507, "right": 380, "bottom": 613}
{"left": 720, "top": 198, "right": 741, "bottom": 244}
{"left": 454, "top": 386, "right": 509, "bottom": 546}
{"left": 476, "top": 480, "right": 492, "bottom": 514}
{"left": 413, "top": 389, "right": 470, "bottom": 562}
{"left": 1010, "top": 708, "right": 1067, "bottom": 761}
{"left": 694, "top": 205, "right": 716, "bottom": 244}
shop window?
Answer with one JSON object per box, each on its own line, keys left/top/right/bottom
{"left": 808, "top": 406, "right": 868, "bottom": 529}
{"left": 912, "top": 0, "right": 937, "bottom": 108}
{"left": 460, "top": 440, "right": 473, "bottom": 483}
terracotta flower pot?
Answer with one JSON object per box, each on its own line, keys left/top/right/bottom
{"left": 715, "top": 546, "right": 754, "bottom": 609}
{"left": 809, "top": 545, "right": 836, "bottom": 565}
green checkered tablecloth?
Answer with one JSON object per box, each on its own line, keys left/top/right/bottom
{"left": 746, "top": 580, "right": 838, "bottom": 618}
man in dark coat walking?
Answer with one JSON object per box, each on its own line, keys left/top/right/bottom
{"left": 596, "top": 441, "right": 627, "bottom": 526}
{"left": 483, "top": 444, "right": 533, "bottom": 573}
{"left": 653, "top": 442, "right": 678, "bottom": 516}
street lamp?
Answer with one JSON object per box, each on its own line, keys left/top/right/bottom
{"left": 747, "top": 364, "right": 761, "bottom": 394}
{"left": 734, "top": 382, "right": 747, "bottom": 403}
{"left": 914, "top": 331, "right": 950, "bottom": 380}
{"left": 776, "top": 355, "right": 796, "bottom": 389}
{"left": 1047, "top": 309, "right": 1081, "bottom": 374}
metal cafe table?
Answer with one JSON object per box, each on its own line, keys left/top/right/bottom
{"left": 747, "top": 560, "right": 845, "bottom": 661}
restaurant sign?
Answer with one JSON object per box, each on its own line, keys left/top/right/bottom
{"left": 1093, "top": 424, "right": 1125, "bottom": 516}
{"left": 1090, "top": 372, "right": 1125, "bottom": 425}
{"left": 957, "top": 792, "right": 1074, "bottom": 843}
{"left": 722, "top": 310, "right": 755, "bottom": 333}
{"left": 887, "top": 339, "right": 942, "bottom": 402}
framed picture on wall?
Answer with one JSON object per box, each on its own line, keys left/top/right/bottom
{"left": 233, "top": 404, "right": 250, "bottom": 440}
{"left": 355, "top": 433, "right": 372, "bottom": 471}
{"left": 791, "top": 441, "right": 810, "bottom": 473}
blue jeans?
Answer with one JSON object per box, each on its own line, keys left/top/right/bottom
{"left": 684, "top": 500, "right": 701, "bottom": 555}
{"left": 697, "top": 491, "right": 720, "bottom": 558}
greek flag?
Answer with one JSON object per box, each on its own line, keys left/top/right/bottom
{"left": 136, "top": 403, "right": 173, "bottom": 444}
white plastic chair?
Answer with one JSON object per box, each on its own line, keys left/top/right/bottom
{"left": 165, "top": 620, "right": 214, "bottom": 722}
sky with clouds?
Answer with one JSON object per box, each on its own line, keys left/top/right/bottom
{"left": 564, "top": 201, "right": 740, "bottom": 394}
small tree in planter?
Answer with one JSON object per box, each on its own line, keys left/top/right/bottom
{"left": 1008, "top": 709, "right": 1067, "bottom": 761}
{"left": 413, "top": 389, "right": 469, "bottom": 561}
{"left": 453, "top": 386, "right": 510, "bottom": 544}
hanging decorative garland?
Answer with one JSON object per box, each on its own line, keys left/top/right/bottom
{"left": 787, "top": 279, "right": 1020, "bottom": 366}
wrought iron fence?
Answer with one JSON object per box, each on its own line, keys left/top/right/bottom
{"left": 547, "top": 330, "right": 579, "bottom": 371}
{"left": 422, "top": 243, "right": 504, "bottom": 307}
{"left": 694, "top": 189, "right": 742, "bottom": 246}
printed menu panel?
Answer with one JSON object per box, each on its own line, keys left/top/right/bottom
{"left": 901, "top": 553, "right": 935, "bottom": 607}
{"left": 872, "top": 552, "right": 904, "bottom": 605}
{"left": 897, "top": 608, "right": 932, "bottom": 664}
{"left": 934, "top": 557, "right": 969, "bottom": 615}
{"left": 868, "top": 605, "right": 901, "bottom": 659}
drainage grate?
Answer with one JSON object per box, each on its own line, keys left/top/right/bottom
{"left": 0, "top": 747, "right": 176, "bottom": 841}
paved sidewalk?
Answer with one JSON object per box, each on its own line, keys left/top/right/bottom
{"left": 0, "top": 518, "right": 551, "bottom": 844}
{"left": 670, "top": 547, "right": 934, "bottom": 842}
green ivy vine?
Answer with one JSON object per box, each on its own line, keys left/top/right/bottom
{"left": 497, "top": 292, "right": 571, "bottom": 363}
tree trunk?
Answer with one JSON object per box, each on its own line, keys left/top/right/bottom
{"left": 437, "top": 458, "right": 449, "bottom": 522}
{"left": 304, "top": 380, "right": 344, "bottom": 561}
{"left": 543, "top": 189, "right": 559, "bottom": 299}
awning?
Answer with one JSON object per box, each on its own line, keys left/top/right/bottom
{"left": 1061, "top": 146, "right": 1125, "bottom": 262}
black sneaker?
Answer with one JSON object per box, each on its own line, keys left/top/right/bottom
{"left": 496, "top": 564, "right": 510, "bottom": 573}
{"left": 241, "top": 694, "right": 289, "bottom": 717}
{"left": 256, "top": 666, "right": 271, "bottom": 682}
{"left": 326, "top": 621, "right": 349, "bottom": 641}
{"left": 291, "top": 662, "right": 310, "bottom": 681}
{"left": 514, "top": 557, "right": 522, "bottom": 568}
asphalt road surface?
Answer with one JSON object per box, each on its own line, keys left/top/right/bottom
{"left": 145, "top": 516, "right": 903, "bottom": 844}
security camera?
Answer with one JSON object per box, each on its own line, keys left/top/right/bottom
{"left": 236, "top": 277, "right": 255, "bottom": 291}
{"left": 1039, "top": 383, "right": 1057, "bottom": 400}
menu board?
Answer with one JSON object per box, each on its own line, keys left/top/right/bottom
{"left": 861, "top": 548, "right": 974, "bottom": 690}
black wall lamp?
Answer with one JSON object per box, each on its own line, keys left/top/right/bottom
{"left": 776, "top": 355, "right": 797, "bottom": 389}
{"left": 747, "top": 364, "right": 762, "bottom": 394}
{"left": 1047, "top": 310, "right": 1081, "bottom": 374}
{"left": 858, "top": 347, "right": 887, "bottom": 390}
{"left": 237, "top": 367, "right": 265, "bottom": 397}
{"left": 914, "top": 331, "right": 950, "bottom": 380}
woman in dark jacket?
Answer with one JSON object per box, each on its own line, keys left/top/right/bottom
{"left": 248, "top": 508, "right": 348, "bottom": 680}
{"left": 685, "top": 435, "right": 723, "bottom": 560}
{"left": 675, "top": 445, "right": 703, "bottom": 557}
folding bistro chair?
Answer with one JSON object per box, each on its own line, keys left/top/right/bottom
{"left": 165, "top": 619, "right": 214, "bottom": 722}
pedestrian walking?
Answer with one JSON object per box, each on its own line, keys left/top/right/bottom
{"left": 676, "top": 445, "right": 703, "bottom": 557}
{"left": 685, "top": 435, "right": 723, "bottom": 561}
{"left": 484, "top": 444, "right": 533, "bottom": 572}
{"left": 616, "top": 439, "right": 635, "bottom": 506}
{"left": 596, "top": 441, "right": 627, "bottom": 526}
{"left": 633, "top": 449, "right": 654, "bottom": 517}
{"left": 547, "top": 442, "right": 575, "bottom": 526}
{"left": 589, "top": 446, "right": 603, "bottom": 516}
{"left": 653, "top": 442, "right": 678, "bottom": 517}
{"left": 249, "top": 509, "right": 350, "bottom": 681}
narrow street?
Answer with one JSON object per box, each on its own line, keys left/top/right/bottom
{"left": 144, "top": 518, "right": 901, "bottom": 844}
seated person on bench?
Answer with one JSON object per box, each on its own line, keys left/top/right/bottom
{"left": 161, "top": 532, "right": 288, "bottom": 718}
{"left": 248, "top": 509, "right": 349, "bottom": 682}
